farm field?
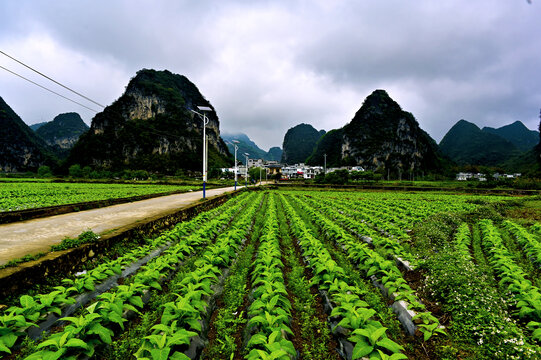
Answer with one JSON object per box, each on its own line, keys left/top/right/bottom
{"left": 0, "top": 182, "right": 202, "bottom": 212}
{"left": 1, "top": 189, "right": 540, "bottom": 359}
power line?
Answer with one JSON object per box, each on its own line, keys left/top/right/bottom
{"left": 1, "top": 52, "right": 208, "bottom": 142}
{"left": 2, "top": 63, "right": 204, "bottom": 140}
{"left": 0, "top": 50, "right": 106, "bottom": 108}
{"left": 0, "top": 64, "right": 101, "bottom": 113}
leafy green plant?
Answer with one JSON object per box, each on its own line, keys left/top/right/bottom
{"left": 135, "top": 320, "right": 195, "bottom": 360}
{"left": 0, "top": 310, "right": 37, "bottom": 354}
{"left": 412, "top": 312, "right": 446, "bottom": 341}
{"left": 348, "top": 325, "right": 406, "bottom": 360}
{"left": 246, "top": 331, "right": 295, "bottom": 360}
{"left": 24, "top": 303, "right": 112, "bottom": 360}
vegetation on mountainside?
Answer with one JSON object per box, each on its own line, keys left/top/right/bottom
{"left": 65, "top": 69, "right": 231, "bottom": 175}
{"left": 308, "top": 90, "right": 449, "bottom": 178}
{"left": 440, "top": 120, "right": 521, "bottom": 166}
{"left": 281, "top": 123, "right": 325, "bottom": 164}
{"left": 35, "top": 113, "right": 89, "bottom": 144}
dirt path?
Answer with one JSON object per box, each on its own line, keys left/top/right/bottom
{"left": 0, "top": 185, "right": 241, "bottom": 266}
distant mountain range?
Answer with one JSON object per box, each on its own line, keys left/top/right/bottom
{"left": 222, "top": 133, "right": 281, "bottom": 164}
{"left": 439, "top": 119, "right": 539, "bottom": 170}
{"left": 35, "top": 113, "right": 89, "bottom": 148}
{"left": 29, "top": 122, "right": 47, "bottom": 131}
{"left": 32, "top": 113, "right": 89, "bottom": 158}
{"left": 1, "top": 69, "right": 539, "bottom": 177}
{"left": 482, "top": 121, "right": 539, "bottom": 152}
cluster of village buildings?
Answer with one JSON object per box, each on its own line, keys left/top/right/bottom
{"left": 455, "top": 172, "right": 522, "bottom": 181}
{"left": 222, "top": 159, "right": 362, "bottom": 179}
{"left": 222, "top": 158, "right": 522, "bottom": 182}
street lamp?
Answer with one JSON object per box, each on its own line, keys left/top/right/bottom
{"left": 227, "top": 140, "right": 240, "bottom": 190}
{"left": 244, "top": 153, "right": 250, "bottom": 187}
{"left": 190, "top": 105, "right": 212, "bottom": 199}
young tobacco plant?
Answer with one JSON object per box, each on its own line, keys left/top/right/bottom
{"left": 135, "top": 320, "right": 195, "bottom": 360}
{"left": 24, "top": 302, "right": 113, "bottom": 360}
{"left": 246, "top": 330, "right": 296, "bottom": 360}
{"left": 348, "top": 324, "right": 406, "bottom": 360}
{"left": 412, "top": 312, "right": 446, "bottom": 341}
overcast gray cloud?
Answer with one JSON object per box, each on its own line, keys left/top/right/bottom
{"left": 0, "top": 0, "right": 539, "bottom": 151}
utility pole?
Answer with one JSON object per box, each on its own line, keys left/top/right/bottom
{"left": 324, "top": 153, "right": 327, "bottom": 174}
{"left": 190, "top": 106, "right": 211, "bottom": 199}
{"left": 244, "top": 153, "right": 250, "bottom": 187}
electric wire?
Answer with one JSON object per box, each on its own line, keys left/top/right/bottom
{"left": 0, "top": 64, "right": 101, "bottom": 113}
{"left": 1, "top": 54, "right": 217, "bottom": 153}
{"left": 0, "top": 50, "right": 106, "bottom": 108}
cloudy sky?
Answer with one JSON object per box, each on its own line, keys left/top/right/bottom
{"left": 1, "top": 0, "right": 539, "bottom": 150}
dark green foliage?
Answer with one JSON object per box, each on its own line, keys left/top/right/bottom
{"left": 222, "top": 133, "right": 281, "bottom": 162}
{"left": 69, "top": 164, "right": 83, "bottom": 177}
{"left": 281, "top": 123, "right": 325, "bottom": 164}
{"left": 500, "top": 147, "right": 539, "bottom": 175}
{"left": 482, "top": 121, "right": 539, "bottom": 153}
{"left": 0, "top": 96, "right": 57, "bottom": 172}
{"left": 440, "top": 120, "right": 521, "bottom": 166}
{"left": 37, "top": 165, "right": 53, "bottom": 177}
{"left": 66, "top": 69, "right": 231, "bottom": 174}
{"left": 315, "top": 169, "right": 350, "bottom": 184}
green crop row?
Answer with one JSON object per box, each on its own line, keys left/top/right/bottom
{"left": 0, "top": 182, "right": 198, "bottom": 212}
{"left": 503, "top": 220, "right": 541, "bottom": 268}
{"left": 290, "top": 194, "right": 444, "bottom": 342}
{"left": 0, "top": 192, "right": 251, "bottom": 356}
{"left": 454, "top": 223, "right": 473, "bottom": 261}
{"left": 301, "top": 194, "right": 416, "bottom": 266}
{"left": 479, "top": 219, "right": 541, "bottom": 342}
{"left": 245, "top": 195, "right": 296, "bottom": 360}
{"left": 136, "top": 193, "right": 262, "bottom": 360}
{"left": 281, "top": 194, "right": 407, "bottom": 360}
{"left": 0, "top": 192, "right": 253, "bottom": 357}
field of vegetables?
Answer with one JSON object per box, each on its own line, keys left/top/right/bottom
{"left": 1, "top": 189, "right": 540, "bottom": 359}
{"left": 0, "top": 182, "right": 200, "bottom": 212}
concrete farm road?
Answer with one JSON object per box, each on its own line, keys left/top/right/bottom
{"left": 0, "top": 186, "right": 239, "bottom": 266}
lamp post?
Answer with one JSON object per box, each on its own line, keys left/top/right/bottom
{"left": 190, "top": 106, "right": 212, "bottom": 199}
{"left": 231, "top": 140, "right": 239, "bottom": 190}
{"left": 244, "top": 153, "right": 250, "bottom": 187}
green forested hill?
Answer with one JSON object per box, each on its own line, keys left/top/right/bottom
{"left": 440, "top": 119, "right": 523, "bottom": 166}
{"left": 308, "top": 90, "right": 447, "bottom": 177}
{"left": 35, "top": 113, "right": 89, "bottom": 158}
{"left": 66, "top": 69, "right": 231, "bottom": 173}
{"left": 281, "top": 123, "right": 325, "bottom": 164}
{"left": 482, "top": 120, "right": 539, "bottom": 152}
